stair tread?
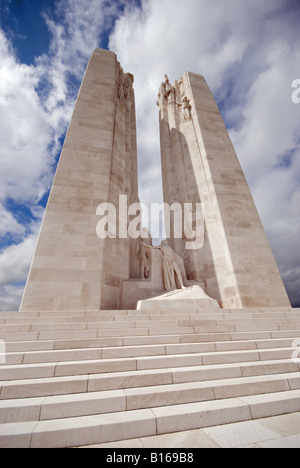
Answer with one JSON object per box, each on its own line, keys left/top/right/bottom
{"left": 1, "top": 389, "right": 300, "bottom": 448}
{"left": 1, "top": 359, "right": 299, "bottom": 401}
{"left": 3, "top": 329, "right": 300, "bottom": 348}
{"left": 0, "top": 307, "right": 299, "bottom": 447}
{"left": 1, "top": 372, "right": 300, "bottom": 423}
{"left": 1, "top": 346, "right": 299, "bottom": 381}
{"left": 2, "top": 337, "right": 297, "bottom": 366}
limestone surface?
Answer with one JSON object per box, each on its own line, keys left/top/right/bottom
{"left": 158, "top": 72, "right": 291, "bottom": 309}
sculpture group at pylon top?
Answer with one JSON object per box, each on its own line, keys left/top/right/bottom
{"left": 157, "top": 74, "right": 192, "bottom": 121}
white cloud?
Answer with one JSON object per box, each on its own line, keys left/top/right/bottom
{"left": 0, "top": 203, "right": 25, "bottom": 238}
{"left": 38, "top": 0, "right": 128, "bottom": 87}
{"left": 0, "top": 285, "right": 24, "bottom": 312}
{"left": 0, "top": 234, "right": 37, "bottom": 286}
{"left": 0, "top": 26, "right": 69, "bottom": 309}
{"left": 231, "top": 42, "right": 300, "bottom": 183}
{"left": 0, "top": 0, "right": 125, "bottom": 208}
{"left": 0, "top": 30, "right": 54, "bottom": 203}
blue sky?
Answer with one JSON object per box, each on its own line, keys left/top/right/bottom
{"left": 0, "top": 0, "right": 53, "bottom": 63}
{"left": 0, "top": 0, "right": 299, "bottom": 309}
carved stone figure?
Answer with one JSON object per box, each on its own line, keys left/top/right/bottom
{"left": 176, "top": 96, "right": 192, "bottom": 121}
{"left": 117, "top": 68, "right": 124, "bottom": 101}
{"left": 136, "top": 228, "right": 152, "bottom": 279}
{"left": 159, "top": 81, "right": 166, "bottom": 98}
{"left": 157, "top": 81, "right": 166, "bottom": 107}
{"left": 182, "top": 96, "right": 192, "bottom": 120}
{"left": 158, "top": 240, "right": 185, "bottom": 291}
{"left": 178, "top": 78, "right": 185, "bottom": 98}
{"left": 143, "top": 240, "right": 186, "bottom": 292}
{"left": 164, "top": 74, "right": 176, "bottom": 103}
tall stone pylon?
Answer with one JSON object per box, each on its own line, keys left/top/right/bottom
{"left": 20, "top": 49, "right": 139, "bottom": 311}
{"left": 158, "top": 72, "right": 291, "bottom": 309}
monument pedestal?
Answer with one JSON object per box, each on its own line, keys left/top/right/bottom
{"left": 137, "top": 285, "right": 220, "bottom": 310}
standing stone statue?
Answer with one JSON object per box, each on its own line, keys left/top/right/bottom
{"left": 164, "top": 75, "right": 176, "bottom": 103}
{"left": 136, "top": 228, "right": 152, "bottom": 279}
{"left": 176, "top": 96, "right": 192, "bottom": 121}
{"left": 159, "top": 240, "right": 185, "bottom": 291}
{"left": 142, "top": 240, "right": 187, "bottom": 292}
{"left": 181, "top": 96, "right": 192, "bottom": 120}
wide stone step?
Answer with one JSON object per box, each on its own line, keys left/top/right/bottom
{"left": 1, "top": 359, "right": 299, "bottom": 400}
{"left": 2, "top": 316, "right": 300, "bottom": 334}
{"left": 3, "top": 337, "right": 298, "bottom": 365}
{"left": 1, "top": 346, "right": 299, "bottom": 381}
{"left": 0, "top": 308, "right": 299, "bottom": 447}
{"left": 1, "top": 311, "right": 300, "bottom": 324}
{"left": 1, "top": 321, "right": 300, "bottom": 344}
{"left": 0, "top": 319, "right": 187, "bottom": 330}
{"left": 0, "top": 308, "right": 297, "bottom": 318}
{"left": 1, "top": 389, "right": 300, "bottom": 448}
{"left": 4, "top": 328, "right": 300, "bottom": 354}
{"left": 1, "top": 372, "right": 300, "bottom": 424}
{"left": 0, "top": 326, "right": 199, "bottom": 342}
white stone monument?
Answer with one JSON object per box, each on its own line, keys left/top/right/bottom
{"left": 2, "top": 49, "right": 297, "bottom": 449}
{"left": 20, "top": 49, "right": 290, "bottom": 311}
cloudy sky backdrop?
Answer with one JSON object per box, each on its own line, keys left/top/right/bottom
{"left": 0, "top": 0, "right": 299, "bottom": 310}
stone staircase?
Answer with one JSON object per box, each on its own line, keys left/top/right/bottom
{"left": 0, "top": 307, "right": 300, "bottom": 448}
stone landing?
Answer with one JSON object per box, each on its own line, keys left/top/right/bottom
{"left": 88, "top": 413, "right": 300, "bottom": 448}
{"left": 137, "top": 285, "right": 220, "bottom": 310}
{"left": 0, "top": 307, "right": 300, "bottom": 448}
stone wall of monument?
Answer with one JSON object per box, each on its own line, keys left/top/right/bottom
{"left": 20, "top": 49, "right": 139, "bottom": 311}
{"left": 100, "top": 61, "right": 140, "bottom": 309}
{"left": 20, "top": 49, "right": 290, "bottom": 311}
{"left": 158, "top": 72, "right": 291, "bottom": 309}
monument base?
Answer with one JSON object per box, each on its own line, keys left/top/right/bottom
{"left": 137, "top": 285, "right": 220, "bottom": 310}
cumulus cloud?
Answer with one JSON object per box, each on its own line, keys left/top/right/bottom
{"left": 0, "top": 234, "right": 37, "bottom": 286}
{"left": 0, "top": 0, "right": 127, "bottom": 209}
{"left": 0, "top": 203, "right": 25, "bottom": 238}
{"left": 0, "top": 30, "right": 54, "bottom": 203}
{"left": 0, "top": 285, "right": 24, "bottom": 312}
{"left": 42, "top": 0, "right": 122, "bottom": 74}
{"left": 231, "top": 43, "right": 300, "bottom": 182}
{"left": 0, "top": 26, "right": 68, "bottom": 310}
